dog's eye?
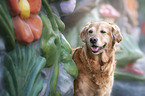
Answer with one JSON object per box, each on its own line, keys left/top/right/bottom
{"left": 100, "top": 30, "right": 106, "bottom": 33}
{"left": 88, "top": 30, "right": 93, "bottom": 33}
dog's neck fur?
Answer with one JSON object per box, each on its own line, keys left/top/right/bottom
{"left": 81, "top": 43, "right": 116, "bottom": 88}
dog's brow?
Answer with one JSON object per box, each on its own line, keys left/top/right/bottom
{"left": 87, "top": 26, "right": 96, "bottom": 32}
{"left": 99, "top": 24, "right": 110, "bottom": 32}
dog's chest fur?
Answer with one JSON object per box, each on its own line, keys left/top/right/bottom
{"left": 73, "top": 47, "right": 116, "bottom": 96}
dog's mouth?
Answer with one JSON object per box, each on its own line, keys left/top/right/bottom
{"left": 91, "top": 43, "right": 107, "bottom": 54}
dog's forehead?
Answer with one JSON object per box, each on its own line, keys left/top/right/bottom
{"left": 88, "top": 22, "right": 111, "bottom": 31}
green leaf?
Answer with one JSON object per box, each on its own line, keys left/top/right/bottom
{"left": 48, "top": 0, "right": 69, "bottom": 3}
{"left": 55, "top": 90, "right": 62, "bottom": 96}
{"left": 60, "top": 33, "right": 78, "bottom": 78}
{"left": 54, "top": 15, "right": 65, "bottom": 32}
{"left": 0, "top": 0, "right": 15, "bottom": 52}
{"left": 3, "top": 43, "right": 46, "bottom": 96}
{"left": 115, "top": 68, "right": 145, "bottom": 81}
{"left": 42, "top": 0, "right": 58, "bottom": 32}
{"left": 115, "top": 33, "right": 143, "bottom": 67}
{"left": 40, "top": 13, "right": 58, "bottom": 67}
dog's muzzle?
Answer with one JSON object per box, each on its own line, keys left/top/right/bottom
{"left": 90, "top": 37, "right": 98, "bottom": 44}
{"left": 90, "top": 43, "right": 107, "bottom": 54}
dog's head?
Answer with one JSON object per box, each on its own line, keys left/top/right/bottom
{"left": 80, "top": 21, "right": 123, "bottom": 55}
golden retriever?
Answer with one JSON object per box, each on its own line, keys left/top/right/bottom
{"left": 72, "top": 21, "right": 123, "bottom": 96}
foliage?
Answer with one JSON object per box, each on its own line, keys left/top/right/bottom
{"left": 138, "top": 0, "right": 145, "bottom": 18}
{"left": 3, "top": 44, "right": 46, "bottom": 96}
{"left": 115, "top": 68, "right": 145, "bottom": 81}
{"left": 115, "top": 33, "right": 143, "bottom": 67}
{"left": 0, "top": 0, "right": 15, "bottom": 52}
{"left": 60, "top": 34, "right": 78, "bottom": 78}
{"left": 40, "top": 0, "right": 78, "bottom": 95}
{"left": 48, "top": 0, "right": 69, "bottom": 3}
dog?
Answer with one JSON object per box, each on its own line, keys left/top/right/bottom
{"left": 72, "top": 21, "right": 123, "bottom": 96}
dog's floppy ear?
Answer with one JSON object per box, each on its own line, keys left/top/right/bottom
{"left": 80, "top": 22, "right": 91, "bottom": 42}
{"left": 80, "top": 27, "right": 86, "bottom": 42}
{"left": 109, "top": 23, "right": 123, "bottom": 44}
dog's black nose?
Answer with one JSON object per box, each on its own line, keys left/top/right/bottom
{"left": 90, "top": 37, "right": 98, "bottom": 44}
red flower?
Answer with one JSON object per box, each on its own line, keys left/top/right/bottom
{"left": 7, "top": 0, "right": 42, "bottom": 44}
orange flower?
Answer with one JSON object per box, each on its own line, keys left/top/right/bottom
{"left": 7, "top": 0, "right": 42, "bottom": 44}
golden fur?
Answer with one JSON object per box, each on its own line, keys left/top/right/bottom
{"left": 72, "top": 21, "right": 123, "bottom": 96}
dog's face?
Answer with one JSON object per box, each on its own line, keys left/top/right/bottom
{"left": 80, "top": 21, "right": 123, "bottom": 55}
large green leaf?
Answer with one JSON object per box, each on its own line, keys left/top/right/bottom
{"left": 115, "top": 33, "right": 143, "bottom": 67}
{"left": 3, "top": 43, "right": 46, "bottom": 96}
{"left": 40, "top": 13, "right": 58, "bottom": 67}
{"left": 0, "top": 0, "right": 15, "bottom": 52}
{"left": 115, "top": 68, "right": 145, "bottom": 81}
{"left": 60, "top": 33, "right": 78, "bottom": 78}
